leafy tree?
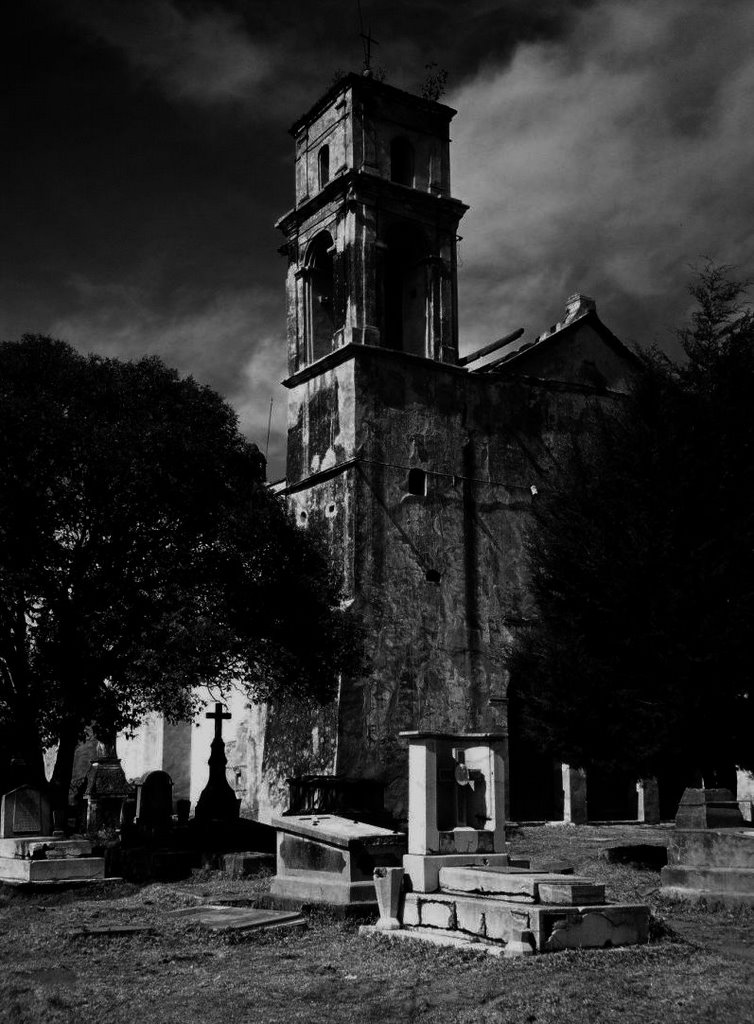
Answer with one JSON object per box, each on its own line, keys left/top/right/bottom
{"left": 507, "top": 263, "right": 754, "bottom": 784}
{"left": 0, "top": 336, "right": 351, "bottom": 809}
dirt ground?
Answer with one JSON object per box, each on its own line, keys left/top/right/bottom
{"left": 2, "top": 823, "right": 753, "bottom": 1024}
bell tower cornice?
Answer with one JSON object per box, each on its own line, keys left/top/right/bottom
{"left": 275, "top": 168, "right": 469, "bottom": 240}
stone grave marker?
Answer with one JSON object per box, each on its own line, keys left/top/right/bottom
{"left": 135, "top": 770, "right": 173, "bottom": 833}
{"left": 0, "top": 785, "right": 51, "bottom": 838}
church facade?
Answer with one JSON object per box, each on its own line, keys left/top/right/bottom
{"left": 119, "top": 73, "right": 654, "bottom": 825}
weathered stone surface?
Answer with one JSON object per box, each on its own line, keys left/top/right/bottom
{"left": 420, "top": 899, "right": 455, "bottom": 930}
{"left": 170, "top": 905, "right": 306, "bottom": 933}
{"left": 536, "top": 881, "right": 605, "bottom": 906}
{"left": 403, "top": 852, "right": 510, "bottom": 893}
{"left": 403, "top": 890, "right": 649, "bottom": 952}
{"left": 675, "top": 788, "right": 745, "bottom": 829}
{"left": 438, "top": 865, "right": 599, "bottom": 902}
{"left": 0, "top": 855, "right": 105, "bottom": 883}
{"left": 222, "top": 851, "right": 275, "bottom": 880}
{"left": 270, "top": 812, "right": 405, "bottom": 908}
{"left": 0, "top": 787, "right": 51, "bottom": 838}
{"left": 543, "top": 905, "right": 650, "bottom": 951}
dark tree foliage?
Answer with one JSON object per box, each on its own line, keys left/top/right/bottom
{"left": 507, "top": 263, "right": 754, "bottom": 782}
{"left": 0, "top": 336, "right": 352, "bottom": 803}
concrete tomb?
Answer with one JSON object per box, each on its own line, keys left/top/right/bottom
{"left": 269, "top": 813, "right": 406, "bottom": 910}
{"left": 0, "top": 785, "right": 106, "bottom": 885}
{"left": 361, "top": 732, "right": 651, "bottom": 955}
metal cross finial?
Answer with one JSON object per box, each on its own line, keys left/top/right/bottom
{"left": 357, "top": 0, "right": 379, "bottom": 73}
{"left": 206, "top": 702, "right": 231, "bottom": 741}
{"left": 360, "top": 27, "right": 379, "bottom": 72}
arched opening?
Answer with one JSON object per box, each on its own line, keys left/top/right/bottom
{"left": 383, "top": 223, "right": 429, "bottom": 355}
{"left": 390, "top": 137, "right": 414, "bottom": 187}
{"left": 318, "top": 145, "right": 330, "bottom": 189}
{"left": 306, "top": 231, "right": 335, "bottom": 362}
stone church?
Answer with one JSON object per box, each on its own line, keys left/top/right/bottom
{"left": 117, "top": 71, "right": 660, "bottom": 826}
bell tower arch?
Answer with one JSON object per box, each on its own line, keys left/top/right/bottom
{"left": 276, "top": 72, "right": 468, "bottom": 373}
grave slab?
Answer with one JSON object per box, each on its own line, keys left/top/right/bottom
{"left": 170, "top": 905, "right": 307, "bottom": 933}
{"left": 439, "top": 865, "right": 604, "bottom": 904}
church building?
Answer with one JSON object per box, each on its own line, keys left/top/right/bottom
{"left": 119, "top": 71, "right": 653, "bottom": 826}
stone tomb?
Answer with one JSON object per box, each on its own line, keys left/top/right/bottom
{"left": 0, "top": 786, "right": 106, "bottom": 885}
{"left": 401, "top": 731, "right": 510, "bottom": 892}
{"left": 269, "top": 813, "right": 406, "bottom": 910}
{"left": 362, "top": 732, "right": 650, "bottom": 955}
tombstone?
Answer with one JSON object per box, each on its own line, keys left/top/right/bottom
{"left": 401, "top": 731, "right": 510, "bottom": 892}
{"left": 135, "top": 770, "right": 173, "bottom": 834}
{"left": 562, "top": 764, "right": 588, "bottom": 824}
{"left": 0, "top": 785, "right": 52, "bottom": 839}
{"left": 194, "top": 703, "right": 240, "bottom": 824}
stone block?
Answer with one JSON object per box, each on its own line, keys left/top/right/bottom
{"left": 420, "top": 899, "right": 455, "bottom": 929}
{"left": 482, "top": 902, "right": 532, "bottom": 943}
{"left": 537, "top": 881, "right": 605, "bottom": 905}
{"left": 223, "top": 852, "right": 275, "bottom": 879}
{"left": 439, "top": 865, "right": 599, "bottom": 903}
{"left": 403, "top": 852, "right": 509, "bottom": 893}
{"left": 454, "top": 899, "right": 486, "bottom": 937}
{"left": 402, "top": 896, "right": 420, "bottom": 927}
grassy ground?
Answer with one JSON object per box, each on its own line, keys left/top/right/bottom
{"left": 2, "top": 824, "right": 754, "bottom": 1024}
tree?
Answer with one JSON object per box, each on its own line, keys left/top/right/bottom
{"left": 507, "top": 263, "right": 754, "bottom": 784}
{"left": 0, "top": 336, "right": 351, "bottom": 809}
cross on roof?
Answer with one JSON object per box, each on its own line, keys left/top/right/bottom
{"left": 360, "top": 27, "right": 379, "bottom": 71}
{"left": 206, "top": 702, "right": 231, "bottom": 741}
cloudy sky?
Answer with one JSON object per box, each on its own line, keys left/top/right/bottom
{"left": 3, "top": 0, "right": 754, "bottom": 476}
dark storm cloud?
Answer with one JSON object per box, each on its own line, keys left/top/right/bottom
{"left": 2, "top": 0, "right": 752, "bottom": 477}
{"left": 452, "top": 0, "right": 754, "bottom": 356}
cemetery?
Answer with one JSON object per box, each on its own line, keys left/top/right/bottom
{"left": 2, "top": 722, "right": 754, "bottom": 1024}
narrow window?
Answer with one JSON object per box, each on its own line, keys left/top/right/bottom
{"left": 407, "top": 468, "right": 427, "bottom": 496}
{"left": 390, "top": 137, "right": 414, "bottom": 186}
{"left": 318, "top": 145, "right": 330, "bottom": 189}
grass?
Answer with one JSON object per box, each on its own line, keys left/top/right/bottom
{"left": 1, "top": 824, "right": 753, "bottom": 1024}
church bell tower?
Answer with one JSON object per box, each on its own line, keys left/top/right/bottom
{"left": 276, "top": 72, "right": 468, "bottom": 372}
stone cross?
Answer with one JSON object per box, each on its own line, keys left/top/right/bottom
{"left": 206, "top": 703, "right": 231, "bottom": 742}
